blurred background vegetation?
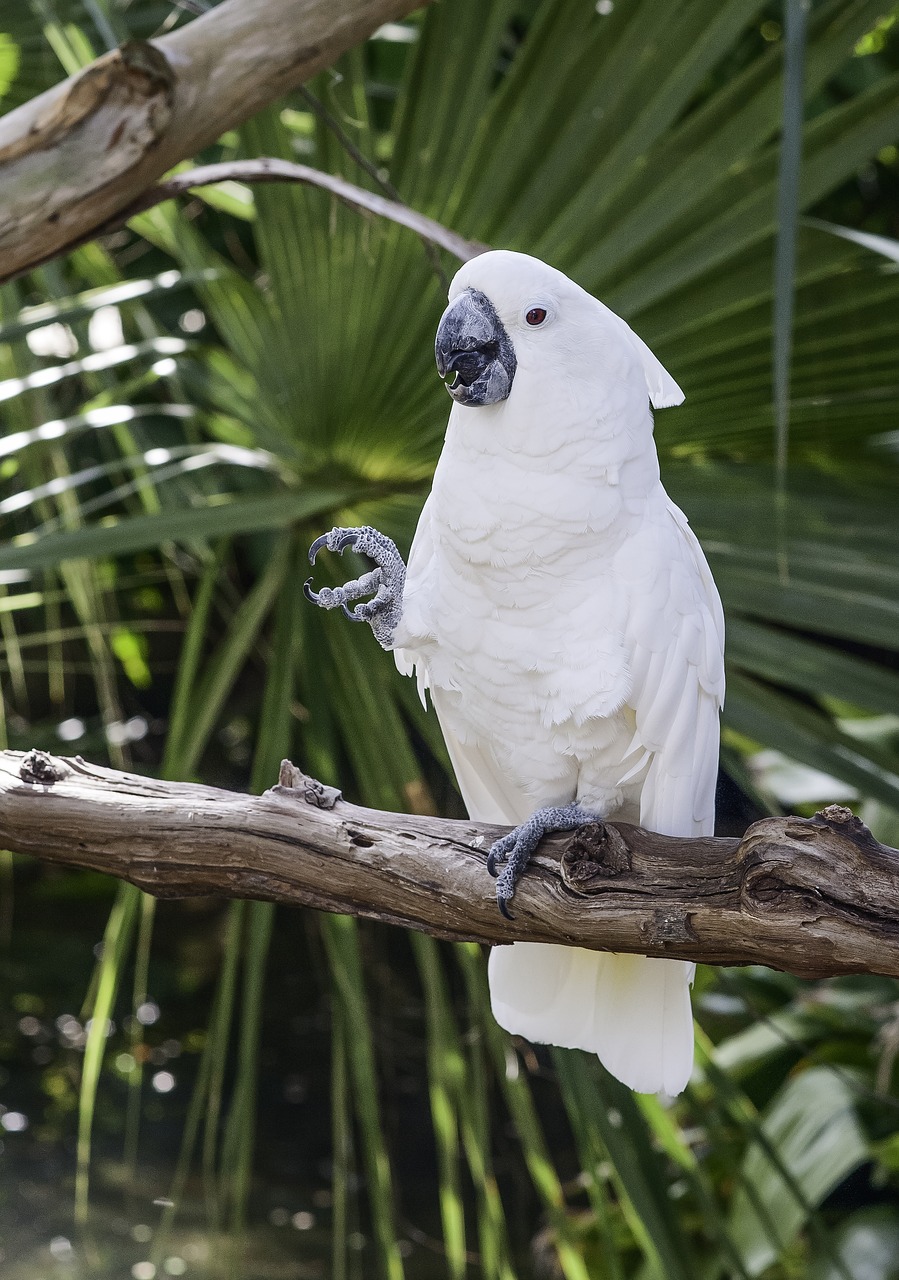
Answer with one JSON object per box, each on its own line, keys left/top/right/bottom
{"left": 1, "top": 0, "right": 899, "bottom": 1277}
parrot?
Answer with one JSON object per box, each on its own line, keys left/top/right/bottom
{"left": 305, "top": 249, "right": 724, "bottom": 1096}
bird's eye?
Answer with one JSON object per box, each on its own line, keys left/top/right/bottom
{"left": 525, "top": 307, "right": 548, "bottom": 326}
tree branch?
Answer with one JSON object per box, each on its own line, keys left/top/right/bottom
{"left": 107, "top": 159, "right": 485, "bottom": 263}
{"left": 0, "top": 0, "right": 430, "bottom": 282}
{"left": 3, "top": 751, "right": 899, "bottom": 981}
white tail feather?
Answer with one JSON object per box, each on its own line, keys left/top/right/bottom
{"left": 489, "top": 943, "right": 694, "bottom": 1095}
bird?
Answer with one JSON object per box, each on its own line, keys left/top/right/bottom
{"left": 305, "top": 249, "right": 724, "bottom": 1096}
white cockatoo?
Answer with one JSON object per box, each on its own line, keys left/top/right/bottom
{"left": 306, "top": 250, "right": 724, "bottom": 1096}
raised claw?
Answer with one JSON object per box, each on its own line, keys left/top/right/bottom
{"left": 304, "top": 524, "right": 407, "bottom": 650}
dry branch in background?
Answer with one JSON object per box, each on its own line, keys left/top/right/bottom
{"left": 94, "top": 159, "right": 485, "bottom": 264}
{"left": 2, "top": 750, "right": 899, "bottom": 982}
{"left": 0, "top": 0, "right": 430, "bottom": 281}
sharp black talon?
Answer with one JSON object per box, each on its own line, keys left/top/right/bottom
{"left": 486, "top": 851, "right": 499, "bottom": 878}
{"left": 303, "top": 577, "right": 320, "bottom": 603}
{"left": 309, "top": 529, "right": 361, "bottom": 565}
{"left": 308, "top": 533, "right": 330, "bottom": 564}
{"left": 341, "top": 603, "right": 364, "bottom": 623}
{"left": 497, "top": 896, "right": 515, "bottom": 922}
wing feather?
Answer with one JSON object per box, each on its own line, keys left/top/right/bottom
{"left": 627, "top": 499, "right": 724, "bottom": 839}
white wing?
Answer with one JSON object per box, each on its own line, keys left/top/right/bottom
{"left": 623, "top": 498, "right": 725, "bottom": 840}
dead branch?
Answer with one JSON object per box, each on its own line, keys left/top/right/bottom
{"left": 60, "top": 158, "right": 486, "bottom": 270}
{"left": 0, "top": 0, "right": 430, "bottom": 282}
{"left": 3, "top": 751, "right": 899, "bottom": 981}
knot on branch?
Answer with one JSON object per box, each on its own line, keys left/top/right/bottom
{"left": 267, "top": 759, "right": 342, "bottom": 810}
{"left": 0, "top": 39, "right": 175, "bottom": 259}
{"left": 810, "top": 804, "right": 886, "bottom": 858}
{"left": 19, "top": 750, "right": 69, "bottom": 786}
{"left": 560, "top": 821, "right": 633, "bottom": 894}
{"left": 737, "top": 808, "right": 899, "bottom": 929}
{"left": 645, "top": 909, "right": 699, "bottom": 946}
{"left": 0, "top": 41, "right": 174, "bottom": 167}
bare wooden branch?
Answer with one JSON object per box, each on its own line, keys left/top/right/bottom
{"left": 91, "top": 159, "right": 485, "bottom": 266}
{"left": 3, "top": 751, "right": 899, "bottom": 981}
{"left": 0, "top": 0, "right": 429, "bottom": 282}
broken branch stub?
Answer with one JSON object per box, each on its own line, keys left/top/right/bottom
{"left": 0, "top": 0, "right": 430, "bottom": 281}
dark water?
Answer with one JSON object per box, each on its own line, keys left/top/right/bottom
{"left": 0, "top": 860, "right": 456, "bottom": 1279}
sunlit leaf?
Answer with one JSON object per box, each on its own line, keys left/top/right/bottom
{"left": 728, "top": 1067, "right": 869, "bottom": 1275}
{"left": 0, "top": 30, "right": 20, "bottom": 98}
{"left": 0, "top": 488, "right": 354, "bottom": 570}
{"left": 810, "top": 1207, "right": 899, "bottom": 1280}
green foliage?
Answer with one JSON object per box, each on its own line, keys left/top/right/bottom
{"left": 810, "top": 1207, "right": 899, "bottom": 1280}
{"left": 0, "top": 29, "right": 19, "bottom": 97}
{"left": 2, "top": 2, "right": 899, "bottom": 1278}
{"left": 728, "top": 1067, "right": 868, "bottom": 1275}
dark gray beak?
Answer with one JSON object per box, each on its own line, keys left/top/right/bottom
{"left": 435, "top": 288, "right": 516, "bottom": 406}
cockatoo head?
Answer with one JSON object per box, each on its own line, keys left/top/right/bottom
{"left": 434, "top": 249, "right": 683, "bottom": 411}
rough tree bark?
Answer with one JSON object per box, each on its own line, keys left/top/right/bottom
{"left": 0, "top": 0, "right": 429, "bottom": 282}
{"left": 3, "top": 750, "right": 899, "bottom": 982}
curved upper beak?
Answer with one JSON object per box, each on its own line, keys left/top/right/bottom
{"left": 435, "top": 288, "right": 516, "bottom": 406}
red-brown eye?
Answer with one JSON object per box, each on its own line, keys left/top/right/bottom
{"left": 526, "top": 307, "right": 547, "bottom": 326}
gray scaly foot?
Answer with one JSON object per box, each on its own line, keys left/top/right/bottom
{"left": 304, "top": 526, "right": 406, "bottom": 649}
{"left": 487, "top": 803, "right": 599, "bottom": 920}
